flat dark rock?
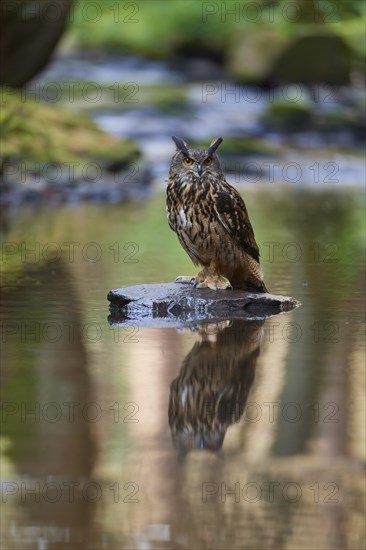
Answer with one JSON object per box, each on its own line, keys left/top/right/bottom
{"left": 107, "top": 283, "right": 301, "bottom": 328}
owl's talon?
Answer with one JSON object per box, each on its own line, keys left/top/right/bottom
{"left": 175, "top": 276, "right": 196, "bottom": 284}
{"left": 196, "top": 275, "right": 232, "bottom": 290}
{"left": 194, "top": 281, "right": 207, "bottom": 289}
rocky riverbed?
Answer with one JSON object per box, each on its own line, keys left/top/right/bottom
{"left": 1, "top": 53, "right": 365, "bottom": 206}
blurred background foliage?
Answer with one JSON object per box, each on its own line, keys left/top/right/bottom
{"left": 0, "top": 0, "right": 365, "bottom": 175}
{"left": 1, "top": 0, "right": 365, "bottom": 87}
{"left": 67, "top": 0, "right": 366, "bottom": 87}
{"left": 69, "top": 0, "right": 365, "bottom": 72}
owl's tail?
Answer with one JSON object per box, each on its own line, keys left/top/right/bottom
{"left": 229, "top": 266, "right": 268, "bottom": 293}
{"left": 251, "top": 281, "right": 268, "bottom": 294}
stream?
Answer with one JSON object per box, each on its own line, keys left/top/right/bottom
{"left": 1, "top": 53, "right": 365, "bottom": 549}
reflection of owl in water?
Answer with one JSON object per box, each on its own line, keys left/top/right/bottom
{"left": 167, "top": 136, "right": 267, "bottom": 292}
{"left": 168, "top": 320, "right": 264, "bottom": 454}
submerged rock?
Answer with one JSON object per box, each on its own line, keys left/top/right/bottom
{"left": 108, "top": 283, "right": 300, "bottom": 327}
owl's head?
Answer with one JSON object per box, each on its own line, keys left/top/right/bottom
{"left": 170, "top": 136, "right": 224, "bottom": 179}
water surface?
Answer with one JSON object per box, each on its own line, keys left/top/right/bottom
{"left": 1, "top": 185, "right": 364, "bottom": 549}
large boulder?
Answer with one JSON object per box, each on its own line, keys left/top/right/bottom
{"left": 0, "top": 0, "right": 74, "bottom": 87}
{"left": 229, "top": 29, "right": 352, "bottom": 85}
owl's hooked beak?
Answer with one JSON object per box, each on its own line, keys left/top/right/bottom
{"left": 196, "top": 164, "right": 203, "bottom": 176}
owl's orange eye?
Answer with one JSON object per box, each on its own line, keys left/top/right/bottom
{"left": 183, "top": 158, "right": 193, "bottom": 166}
{"left": 205, "top": 158, "right": 212, "bottom": 165}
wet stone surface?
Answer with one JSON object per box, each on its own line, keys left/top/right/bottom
{"left": 107, "top": 283, "right": 301, "bottom": 327}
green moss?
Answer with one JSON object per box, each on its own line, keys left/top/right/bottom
{"left": 70, "top": 1, "right": 365, "bottom": 59}
{"left": 70, "top": 1, "right": 231, "bottom": 60}
{"left": 262, "top": 100, "right": 313, "bottom": 131}
{"left": 262, "top": 93, "right": 365, "bottom": 139}
{"left": 139, "top": 85, "right": 188, "bottom": 113}
{"left": 67, "top": 1, "right": 365, "bottom": 83}
{"left": 0, "top": 87, "right": 140, "bottom": 167}
{"left": 54, "top": 83, "right": 188, "bottom": 114}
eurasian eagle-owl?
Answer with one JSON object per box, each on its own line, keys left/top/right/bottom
{"left": 168, "top": 320, "right": 264, "bottom": 453}
{"left": 166, "top": 136, "right": 267, "bottom": 292}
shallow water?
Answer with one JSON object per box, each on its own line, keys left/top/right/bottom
{"left": 1, "top": 184, "right": 365, "bottom": 549}
{"left": 2, "top": 50, "right": 366, "bottom": 549}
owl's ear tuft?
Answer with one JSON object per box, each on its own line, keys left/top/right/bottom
{"left": 207, "top": 137, "right": 223, "bottom": 156}
{"left": 172, "top": 136, "right": 189, "bottom": 155}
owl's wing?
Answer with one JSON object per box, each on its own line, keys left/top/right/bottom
{"left": 213, "top": 183, "right": 260, "bottom": 261}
